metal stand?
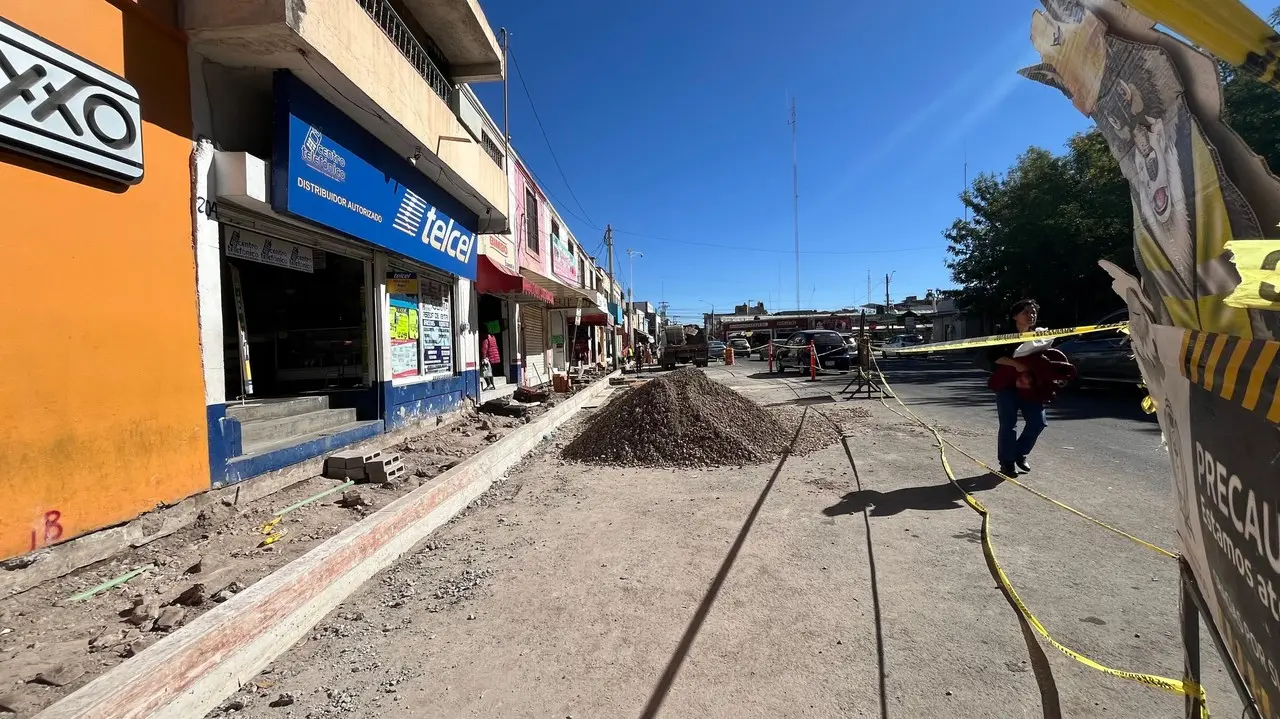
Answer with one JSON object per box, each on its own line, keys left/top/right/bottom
{"left": 1180, "top": 558, "right": 1264, "bottom": 719}
{"left": 842, "top": 334, "right": 885, "bottom": 399}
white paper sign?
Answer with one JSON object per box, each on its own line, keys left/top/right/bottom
{"left": 225, "top": 227, "right": 314, "bottom": 273}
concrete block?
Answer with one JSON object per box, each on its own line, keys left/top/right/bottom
{"left": 325, "top": 450, "right": 383, "bottom": 479}
{"left": 367, "top": 462, "right": 405, "bottom": 484}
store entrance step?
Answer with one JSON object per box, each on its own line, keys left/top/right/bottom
{"left": 239, "top": 408, "right": 358, "bottom": 450}
{"left": 480, "top": 382, "right": 519, "bottom": 405}
{"left": 231, "top": 419, "right": 384, "bottom": 470}
{"left": 226, "top": 396, "right": 329, "bottom": 423}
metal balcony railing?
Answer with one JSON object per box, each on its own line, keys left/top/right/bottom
{"left": 357, "top": 0, "right": 452, "bottom": 103}
{"left": 480, "top": 130, "right": 504, "bottom": 168}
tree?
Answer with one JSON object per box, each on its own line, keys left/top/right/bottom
{"left": 943, "top": 130, "right": 1135, "bottom": 331}
{"left": 946, "top": 7, "right": 1280, "bottom": 330}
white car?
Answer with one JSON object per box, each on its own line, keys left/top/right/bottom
{"left": 880, "top": 334, "right": 927, "bottom": 358}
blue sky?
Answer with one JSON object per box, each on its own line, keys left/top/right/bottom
{"left": 472, "top": 0, "right": 1274, "bottom": 325}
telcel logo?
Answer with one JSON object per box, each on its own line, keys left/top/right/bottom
{"left": 0, "top": 19, "right": 143, "bottom": 184}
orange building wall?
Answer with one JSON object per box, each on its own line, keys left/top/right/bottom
{"left": 0, "top": 0, "right": 209, "bottom": 558}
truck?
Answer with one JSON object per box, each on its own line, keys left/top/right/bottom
{"left": 660, "top": 324, "right": 709, "bottom": 369}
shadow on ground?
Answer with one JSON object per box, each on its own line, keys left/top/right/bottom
{"left": 822, "top": 473, "right": 1004, "bottom": 517}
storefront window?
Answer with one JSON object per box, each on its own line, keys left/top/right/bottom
{"left": 388, "top": 269, "right": 454, "bottom": 380}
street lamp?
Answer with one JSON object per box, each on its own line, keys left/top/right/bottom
{"left": 699, "top": 300, "right": 715, "bottom": 339}
{"left": 626, "top": 249, "right": 643, "bottom": 344}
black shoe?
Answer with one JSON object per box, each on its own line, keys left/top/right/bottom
{"left": 1015, "top": 457, "right": 1031, "bottom": 473}
{"left": 999, "top": 463, "right": 1017, "bottom": 476}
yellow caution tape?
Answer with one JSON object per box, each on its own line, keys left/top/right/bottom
{"left": 1224, "top": 240, "right": 1280, "bottom": 311}
{"left": 888, "top": 322, "right": 1129, "bottom": 355}
{"left": 872, "top": 359, "right": 1207, "bottom": 713}
{"left": 260, "top": 516, "right": 282, "bottom": 535}
{"left": 259, "top": 528, "right": 288, "bottom": 548}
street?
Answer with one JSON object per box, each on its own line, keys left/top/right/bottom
{"left": 211, "top": 358, "right": 1245, "bottom": 718}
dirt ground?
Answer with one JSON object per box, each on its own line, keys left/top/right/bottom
{"left": 0, "top": 405, "right": 545, "bottom": 717}
{"left": 182, "top": 363, "right": 1242, "bottom": 719}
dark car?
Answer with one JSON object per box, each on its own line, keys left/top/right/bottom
{"left": 1056, "top": 309, "right": 1140, "bottom": 386}
{"left": 708, "top": 341, "right": 726, "bottom": 361}
{"left": 772, "top": 330, "right": 855, "bottom": 372}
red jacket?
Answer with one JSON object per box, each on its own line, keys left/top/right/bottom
{"left": 481, "top": 335, "right": 501, "bottom": 365}
{"left": 988, "top": 348, "right": 1076, "bottom": 403}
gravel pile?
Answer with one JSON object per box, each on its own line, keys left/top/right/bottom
{"left": 562, "top": 367, "right": 841, "bottom": 467}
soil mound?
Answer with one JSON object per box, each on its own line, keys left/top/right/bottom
{"left": 562, "top": 368, "right": 810, "bottom": 467}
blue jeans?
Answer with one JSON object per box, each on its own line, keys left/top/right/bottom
{"left": 995, "top": 389, "right": 1047, "bottom": 465}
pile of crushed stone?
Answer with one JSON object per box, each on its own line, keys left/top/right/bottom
{"left": 561, "top": 367, "right": 855, "bottom": 467}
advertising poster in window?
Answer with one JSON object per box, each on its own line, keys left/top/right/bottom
{"left": 387, "top": 272, "right": 420, "bottom": 378}
{"left": 420, "top": 277, "right": 453, "bottom": 375}
{"left": 551, "top": 233, "right": 577, "bottom": 285}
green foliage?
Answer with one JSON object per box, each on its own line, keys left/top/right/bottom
{"left": 947, "top": 7, "right": 1280, "bottom": 329}
{"left": 943, "top": 130, "right": 1136, "bottom": 329}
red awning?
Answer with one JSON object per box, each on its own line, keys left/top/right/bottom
{"left": 476, "top": 256, "right": 554, "bottom": 304}
{"left": 576, "top": 313, "right": 611, "bottom": 326}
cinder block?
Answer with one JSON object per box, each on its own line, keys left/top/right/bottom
{"left": 367, "top": 461, "right": 406, "bottom": 484}
{"left": 329, "top": 449, "right": 381, "bottom": 468}
{"left": 364, "top": 453, "right": 400, "bottom": 471}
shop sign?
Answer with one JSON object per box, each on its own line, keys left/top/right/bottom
{"left": 271, "top": 72, "right": 479, "bottom": 280}
{"left": 483, "top": 234, "right": 517, "bottom": 273}
{"left": 0, "top": 18, "right": 143, "bottom": 184}
{"left": 550, "top": 233, "right": 577, "bottom": 284}
{"left": 225, "top": 227, "right": 314, "bottom": 273}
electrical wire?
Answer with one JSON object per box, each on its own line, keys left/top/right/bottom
{"left": 510, "top": 50, "right": 596, "bottom": 227}
{"left": 610, "top": 227, "right": 945, "bottom": 256}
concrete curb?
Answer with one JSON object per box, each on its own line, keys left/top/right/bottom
{"left": 36, "top": 372, "right": 619, "bottom": 719}
{"left": 0, "top": 407, "right": 472, "bottom": 600}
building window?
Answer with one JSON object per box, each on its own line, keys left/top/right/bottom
{"left": 551, "top": 218, "right": 560, "bottom": 245}
{"left": 388, "top": 269, "right": 454, "bottom": 380}
{"left": 578, "top": 254, "right": 586, "bottom": 288}
{"left": 525, "top": 188, "right": 538, "bottom": 253}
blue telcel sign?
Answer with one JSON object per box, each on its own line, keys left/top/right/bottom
{"left": 271, "top": 72, "right": 480, "bottom": 280}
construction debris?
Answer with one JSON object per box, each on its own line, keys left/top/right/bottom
{"left": 562, "top": 367, "right": 840, "bottom": 467}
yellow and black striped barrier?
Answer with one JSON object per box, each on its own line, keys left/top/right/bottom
{"left": 1180, "top": 329, "right": 1280, "bottom": 424}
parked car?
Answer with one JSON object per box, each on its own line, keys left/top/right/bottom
{"left": 880, "top": 333, "right": 927, "bottom": 358}
{"left": 772, "top": 330, "right": 855, "bottom": 372}
{"left": 727, "top": 337, "right": 751, "bottom": 359}
{"left": 708, "top": 341, "right": 726, "bottom": 361}
{"left": 1056, "top": 309, "right": 1139, "bottom": 386}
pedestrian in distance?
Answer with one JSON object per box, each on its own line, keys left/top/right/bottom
{"left": 985, "top": 299, "right": 1049, "bottom": 477}
{"left": 480, "top": 330, "right": 500, "bottom": 391}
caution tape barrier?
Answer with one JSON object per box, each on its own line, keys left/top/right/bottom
{"left": 887, "top": 322, "right": 1130, "bottom": 355}
{"left": 871, "top": 357, "right": 1207, "bottom": 713}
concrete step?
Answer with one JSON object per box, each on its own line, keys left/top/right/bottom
{"left": 240, "top": 408, "right": 358, "bottom": 449}
{"left": 227, "top": 396, "right": 329, "bottom": 423}
{"left": 237, "top": 419, "right": 383, "bottom": 462}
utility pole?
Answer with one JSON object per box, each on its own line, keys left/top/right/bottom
{"left": 604, "top": 225, "right": 616, "bottom": 361}
{"left": 885, "top": 273, "right": 892, "bottom": 311}
{"left": 789, "top": 95, "right": 800, "bottom": 311}
{"left": 500, "top": 29, "right": 510, "bottom": 150}
{"left": 867, "top": 271, "right": 872, "bottom": 311}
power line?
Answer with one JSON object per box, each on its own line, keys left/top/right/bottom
{"left": 510, "top": 50, "right": 595, "bottom": 227}
{"left": 610, "top": 227, "right": 944, "bottom": 256}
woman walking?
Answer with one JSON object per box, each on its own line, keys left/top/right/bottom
{"left": 985, "top": 299, "right": 1049, "bottom": 476}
